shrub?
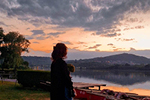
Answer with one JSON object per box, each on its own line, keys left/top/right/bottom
{"left": 67, "top": 64, "right": 75, "bottom": 72}
{"left": 17, "top": 70, "right": 51, "bottom": 87}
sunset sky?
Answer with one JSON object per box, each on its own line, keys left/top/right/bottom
{"left": 0, "top": 0, "right": 150, "bottom": 60}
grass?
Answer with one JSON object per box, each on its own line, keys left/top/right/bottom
{"left": 0, "top": 81, "right": 50, "bottom": 100}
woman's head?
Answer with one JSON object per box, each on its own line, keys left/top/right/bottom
{"left": 51, "top": 43, "right": 67, "bottom": 60}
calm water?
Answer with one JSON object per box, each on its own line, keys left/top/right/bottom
{"left": 71, "top": 70, "right": 150, "bottom": 96}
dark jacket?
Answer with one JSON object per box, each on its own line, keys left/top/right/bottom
{"left": 50, "top": 58, "right": 73, "bottom": 100}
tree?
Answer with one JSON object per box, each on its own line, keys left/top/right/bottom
{"left": 0, "top": 28, "right": 30, "bottom": 70}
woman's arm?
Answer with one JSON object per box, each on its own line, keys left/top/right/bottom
{"left": 61, "top": 60, "right": 73, "bottom": 88}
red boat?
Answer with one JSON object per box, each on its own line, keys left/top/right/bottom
{"left": 73, "top": 82, "right": 150, "bottom": 100}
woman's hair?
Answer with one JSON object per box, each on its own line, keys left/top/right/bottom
{"left": 51, "top": 43, "right": 67, "bottom": 61}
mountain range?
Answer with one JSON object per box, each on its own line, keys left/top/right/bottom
{"left": 22, "top": 53, "right": 150, "bottom": 68}
{"left": 84, "top": 53, "right": 150, "bottom": 64}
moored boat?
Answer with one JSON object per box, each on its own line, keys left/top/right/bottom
{"left": 73, "top": 82, "right": 150, "bottom": 100}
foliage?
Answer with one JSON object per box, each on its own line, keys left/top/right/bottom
{"left": 17, "top": 70, "right": 51, "bottom": 88}
{"left": 0, "top": 81, "right": 50, "bottom": 100}
{"left": 67, "top": 64, "right": 75, "bottom": 72}
{"left": 0, "top": 27, "right": 30, "bottom": 70}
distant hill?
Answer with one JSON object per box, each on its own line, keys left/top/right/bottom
{"left": 22, "top": 56, "right": 51, "bottom": 68}
{"left": 90, "top": 53, "right": 150, "bottom": 64}
{"left": 67, "top": 53, "right": 150, "bottom": 69}
{"left": 22, "top": 53, "right": 150, "bottom": 69}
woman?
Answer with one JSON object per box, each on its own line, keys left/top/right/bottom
{"left": 50, "top": 43, "right": 74, "bottom": 100}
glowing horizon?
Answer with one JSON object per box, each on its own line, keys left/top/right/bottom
{"left": 0, "top": 0, "right": 150, "bottom": 59}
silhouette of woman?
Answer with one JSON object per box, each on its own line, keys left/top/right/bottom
{"left": 50, "top": 43, "right": 73, "bottom": 100}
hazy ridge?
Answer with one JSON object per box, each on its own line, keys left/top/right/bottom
{"left": 22, "top": 53, "right": 150, "bottom": 69}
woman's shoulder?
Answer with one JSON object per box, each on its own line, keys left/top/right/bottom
{"left": 54, "top": 58, "right": 66, "bottom": 64}
{"left": 59, "top": 58, "right": 67, "bottom": 64}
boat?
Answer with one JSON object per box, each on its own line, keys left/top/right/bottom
{"left": 73, "top": 82, "right": 150, "bottom": 100}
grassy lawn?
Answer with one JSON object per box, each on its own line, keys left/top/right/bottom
{"left": 0, "top": 81, "right": 50, "bottom": 100}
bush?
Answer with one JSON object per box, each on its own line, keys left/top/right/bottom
{"left": 67, "top": 64, "right": 75, "bottom": 72}
{"left": 17, "top": 70, "right": 51, "bottom": 87}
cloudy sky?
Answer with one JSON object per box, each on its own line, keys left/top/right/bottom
{"left": 0, "top": 0, "right": 150, "bottom": 60}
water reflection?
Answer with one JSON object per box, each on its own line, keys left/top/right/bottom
{"left": 71, "top": 70, "right": 150, "bottom": 96}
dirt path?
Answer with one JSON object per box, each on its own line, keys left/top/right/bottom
{"left": 0, "top": 79, "right": 17, "bottom": 83}
{"left": 2, "top": 79, "right": 17, "bottom": 82}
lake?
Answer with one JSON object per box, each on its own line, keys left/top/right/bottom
{"left": 71, "top": 70, "right": 150, "bottom": 96}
